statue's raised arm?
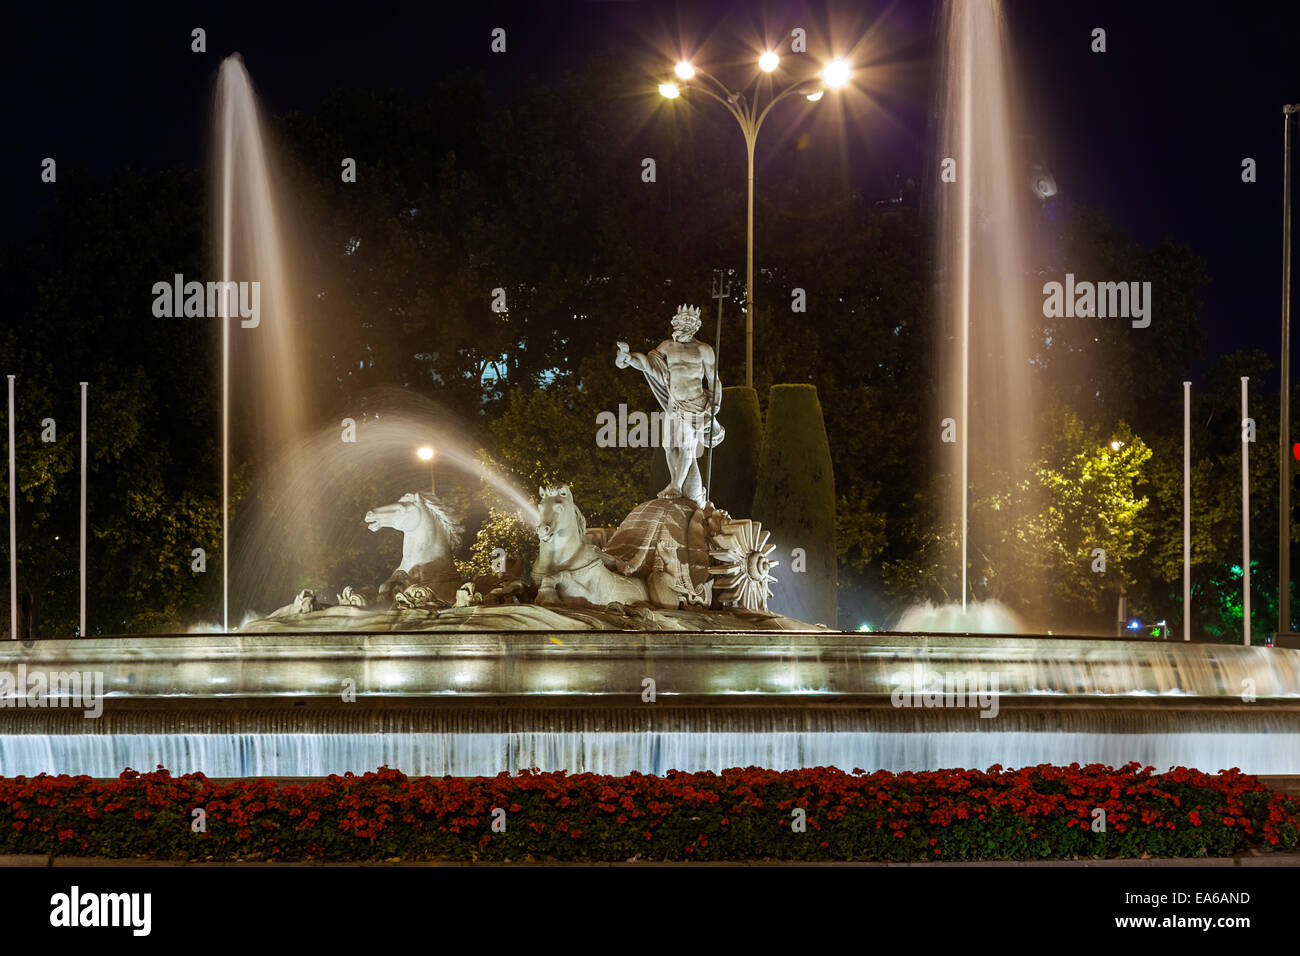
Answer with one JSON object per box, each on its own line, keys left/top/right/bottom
{"left": 614, "top": 341, "right": 650, "bottom": 373}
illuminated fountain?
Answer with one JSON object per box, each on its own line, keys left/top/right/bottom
{"left": 896, "top": 0, "right": 1042, "bottom": 632}
{"left": 215, "top": 55, "right": 308, "bottom": 633}
{"left": 4, "top": 41, "right": 1300, "bottom": 780}
{"left": 3, "top": 632, "right": 1300, "bottom": 776}
{"left": 224, "top": 391, "right": 542, "bottom": 626}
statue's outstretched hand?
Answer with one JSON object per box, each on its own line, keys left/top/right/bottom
{"left": 614, "top": 341, "right": 631, "bottom": 369}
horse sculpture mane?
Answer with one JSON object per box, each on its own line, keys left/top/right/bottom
{"left": 404, "top": 491, "right": 464, "bottom": 551}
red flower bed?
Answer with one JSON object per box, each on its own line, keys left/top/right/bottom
{"left": 0, "top": 762, "right": 1296, "bottom": 862}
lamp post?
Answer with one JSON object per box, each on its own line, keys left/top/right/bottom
{"left": 659, "top": 52, "right": 852, "bottom": 389}
{"left": 7, "top": 374, "right": 14, "bottom": 641}
{"left": 417, "top": 446, "right": 435, "bottom": 495}
{"left": 80, "top": 381, "right": 87, "bottom": 638}
{"left": 1242, "top": 376, "right": 1251, "bottom": 647}
{"left": 1110, "top": 438, "right": 1126, "bottom": 639}
{"left": 1184, "top": 380, "right": 1192, "bottom": 642}
{"left": 1281, "top": 104, "right": 1299, "bottom": 643}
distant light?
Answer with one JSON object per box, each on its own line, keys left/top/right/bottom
{"left": 658, "top": 82, "right": 680, "bottom": 99}
{"left": 857, "top": 622, "right": 873, "bottom": 632}
{"left": 822, "top": 59, "right": 851, "bottom": 89}
{"left": 806, "top": 90, "right": 825, "bottom": 102}
{"left": 1127, "top": 619, "right": 1141, "bottom": 630}
{"left": 759, "top": 51, "right": 779, "bottom": 72}
{"left": 417, "top": 446, "right": 434, "bottom": 461}
{"left": 674, "top": 60, "right": 695, "bottom": 80}
{"left": 1110, "top": 440, "right": 1124, "bottom": 451}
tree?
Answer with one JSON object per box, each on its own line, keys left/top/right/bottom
{"left": 457, "top": 508, "right": 538, "bottom": 583}
{"left": 1002, "top": 406, "right": 1152, "bottom": 628}
{"left": 754, "top": 385, "right": 837, "bottom": 627}
{"left": 484, "top": 355, "right": 650, "bottom": 528}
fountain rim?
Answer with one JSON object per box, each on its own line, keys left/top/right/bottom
{"left": 5, "top": 629, "right": 1278, "bottom": 644}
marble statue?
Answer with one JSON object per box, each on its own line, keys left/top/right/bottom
{"left": 616, "top": 304, "right": 722, "bottom": 507}
{"left": 292, "top": 588, "right": 323, "bottom": 613}
{"left": 534, "top": 483, "right": 673, "bottom": 608}
{"left": 246, "top": 307, "right": 796, "bottom": 631}
{"left": 364, "top": 492, "right": 463, "bottom": 605}
{"left": 533, "top": 482, "right": 776, "bottom": 612}
{"left": 252, "top": 471, "right": 788, "bottom": 629}
{"left": 336, "top": 585, "right": 374, "bottom": 606}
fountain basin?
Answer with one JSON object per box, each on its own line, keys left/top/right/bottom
{"left": 2, "top": 632, "right": 1298, "bottom": 777}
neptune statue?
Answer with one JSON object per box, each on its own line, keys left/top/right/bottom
{"left": 615, "top": 304, "right": 723, "bottom": 507}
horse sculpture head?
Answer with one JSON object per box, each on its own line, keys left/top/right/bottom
{"left": 536, "top": 483, "right": 585, "bottom": 545}
{"left": 365, "top": 492, "right": 463, "bottom": 550}
{"left": 366, "top": 492, "right": 464, "bottom": 600}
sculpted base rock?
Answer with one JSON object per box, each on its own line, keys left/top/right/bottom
{"left": 242, "top": 601, "right": 817, "bottom": 634}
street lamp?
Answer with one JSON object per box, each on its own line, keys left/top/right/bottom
{"left": 417, "top": 445, "right": 435, "bottom": 495}
{"left": 822, "top": 58, "right": 851, "bottom": 89}
{"left": 659, "top": 51, "right": 852, "bottom": 389}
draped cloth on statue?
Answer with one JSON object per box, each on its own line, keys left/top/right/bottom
{"left": 639, "top": 346, "right": 725, "bottom": 453}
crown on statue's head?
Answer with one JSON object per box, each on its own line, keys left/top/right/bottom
{"left": 671, "top": 304, "right": 703, "bottom": 332}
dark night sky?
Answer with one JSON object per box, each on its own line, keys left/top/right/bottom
{"left": 3, "top": 0, "right": 1297, "bottom": 365}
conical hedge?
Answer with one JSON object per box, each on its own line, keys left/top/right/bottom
{"left": 705, "top": 386, "right": 761, "bottom": 516}
{"left": 753, "top": 385, "right": 837, "bottom": 628}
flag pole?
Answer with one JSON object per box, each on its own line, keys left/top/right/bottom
{"left": 1184, "top": 380, "right": 1192, "bottom": 641}
{"left": 7, "top": 374, "right": 15, "bottom": 641}
{"left": 80, "top": 381, "right": 87, "bottom": 638}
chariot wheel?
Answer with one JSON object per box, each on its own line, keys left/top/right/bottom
{"left": 708, "top": 519, "right": 778, "bottom": 612}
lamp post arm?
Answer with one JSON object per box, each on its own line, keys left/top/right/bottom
{"left": 686, "top": 75, "right": 752, "bottom": 132}
{"left": 690, "top": 67, "right": 732, "bottom": 97}
{"left": 754, "top": 83, "right": 818, "bottom": 134}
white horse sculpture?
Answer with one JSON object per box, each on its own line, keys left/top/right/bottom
{"left": 365, "top": 492, "right": 463, "bottom": 604}
{"left": 534, "top": 484, "right": 677, "bottom": 608}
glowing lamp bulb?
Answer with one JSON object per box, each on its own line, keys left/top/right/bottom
{"left": 417, "top": 446, "right": 434, "bottom": 461}
{"left": 658, "top": 81, "right": 680, "bottom": 99}
{"left": 674, "top": 60, "right": 695, "bottom": 80}
{"left": 806, "top": 90, "right": 825, "bottom": 102}
{"left": 759, "top": 51, "right": 779, "bottom": 72}
{"left": 822, "top": 58, "right": 851, "bottom": 89}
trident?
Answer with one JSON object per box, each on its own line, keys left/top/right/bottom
{"left": 705, "top": 269, "right": 728, "bottom": 505}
